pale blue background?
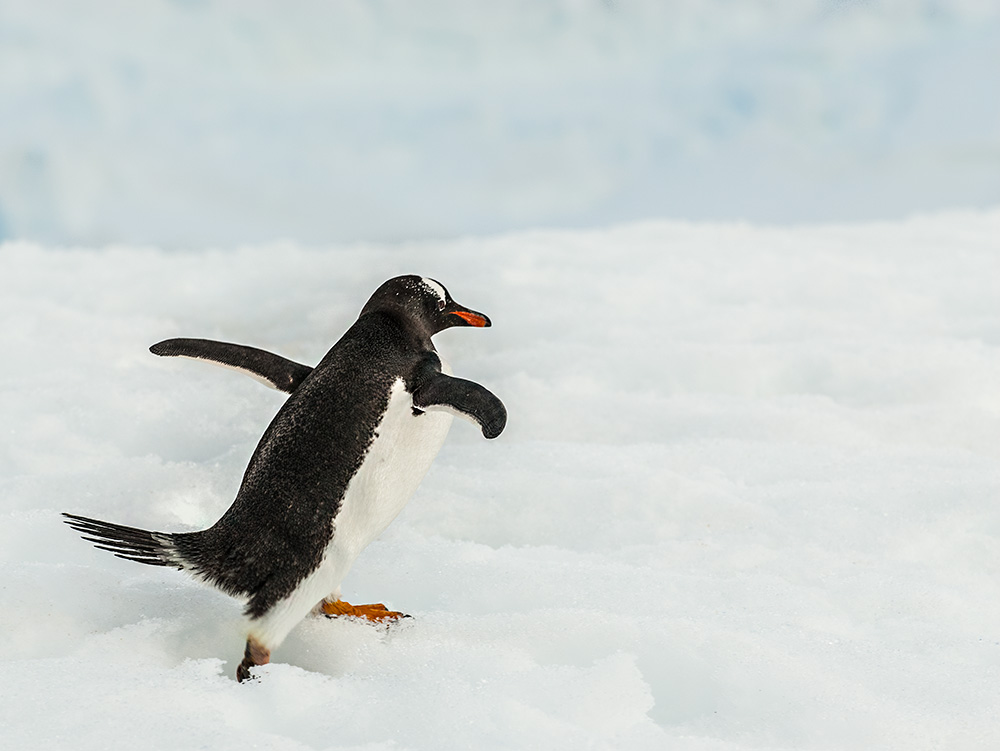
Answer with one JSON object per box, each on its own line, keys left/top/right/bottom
{"left": 0, "top": 0, "right": 997, "bottom": 246}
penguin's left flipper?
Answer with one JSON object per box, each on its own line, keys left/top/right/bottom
{"left": 412, "top": 374, "right": 507, "bottom": 439}
{"left": 150, "top": 338, "right": 314, "bottom": 394}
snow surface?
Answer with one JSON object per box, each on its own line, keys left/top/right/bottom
{"left": 1, "top": 0, "right": 999, "bottom": 246}
{"left": 2, "top": 213, "right": 999, "bottom": 749}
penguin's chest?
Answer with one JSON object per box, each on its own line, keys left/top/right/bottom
{"left": 328, "top": 377, "right": 452, "bottom": 561}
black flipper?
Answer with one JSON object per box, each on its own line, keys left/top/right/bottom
{"left": 150, "top": 338, "right": 314, "bottom": 394}
{"left": 412, "top": 373, "right": 507, "bottom": 439}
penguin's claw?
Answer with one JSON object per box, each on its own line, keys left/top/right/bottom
{"left": 320, "top": 599, "right": 409, "bottom": 622}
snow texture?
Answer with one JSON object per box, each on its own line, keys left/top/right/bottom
{"left": 2, "top": 212, "right": 999, "bottom": 749}
{"left": 0, "top": 0, "right": 998, "bottom": 246}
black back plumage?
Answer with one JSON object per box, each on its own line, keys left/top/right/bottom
{"left": 185, "top": 312, "right": 415, "bottom": 616}
{"left": 64, "top": 275, "right": 502, "bottom": 619}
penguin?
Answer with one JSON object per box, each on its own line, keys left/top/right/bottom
{"left": 63, "top": 276, "right": 506, "bottom": 682}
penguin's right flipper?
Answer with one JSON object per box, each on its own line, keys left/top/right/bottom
{"left": 412, "top": 374, "right": 507, "bottom": 439}
{"left": 150, "top": 338, "right": 314, "bottom": 394}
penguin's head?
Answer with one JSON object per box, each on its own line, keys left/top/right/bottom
{"left": 362, "top": 275, "right": 492, "bottom": 337}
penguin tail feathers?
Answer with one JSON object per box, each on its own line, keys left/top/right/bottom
{"left": 62, "top": 513, "right": 184, "bottom": 569}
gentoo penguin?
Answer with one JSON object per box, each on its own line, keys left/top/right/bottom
{"left": 64, "top": 276, "right": 506, "bottom": 682}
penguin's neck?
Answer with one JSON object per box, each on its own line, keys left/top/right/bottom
{"left": 365, "top": 309, "right": 435, "bottom": 351}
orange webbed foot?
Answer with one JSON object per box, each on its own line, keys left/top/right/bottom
{"left": 320, "top": 599, "right": 409, "bottom": 622}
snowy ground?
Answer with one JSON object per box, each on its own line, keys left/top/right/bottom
{"left": 1, "top": 213, "right": 999, "bottom": 749}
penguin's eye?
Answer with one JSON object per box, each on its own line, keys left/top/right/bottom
{"left": 437, "top": 299, "right": 446, "bottom": 311}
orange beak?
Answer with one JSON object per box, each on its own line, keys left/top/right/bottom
{"left": 450, "top": 309, "right": 490, "bottom": 327}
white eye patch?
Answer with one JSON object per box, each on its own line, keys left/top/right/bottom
{"left": 421, "top": 277, "right": 448, "bottom": 307}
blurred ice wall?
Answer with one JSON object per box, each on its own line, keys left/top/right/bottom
{"left": 0, "top": 0, "right": 997, "bottom": 246}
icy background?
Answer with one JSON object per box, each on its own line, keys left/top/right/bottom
{"left": 2, "top": 214, "right": 1000, "bottom": 749}
{"left": 0, "top": 0, "right": 998, "bottom": 246}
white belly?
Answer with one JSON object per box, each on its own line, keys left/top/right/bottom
{"left": 328, "top": 377, "right": 453, "bottom": 562}
{"left": 249, "top": 377, "right": 452, "bottom": 648}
